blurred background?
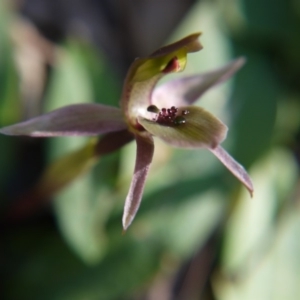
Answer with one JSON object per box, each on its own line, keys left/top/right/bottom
{"left": 1, "top": 0, "right": 300, "bottom": 299}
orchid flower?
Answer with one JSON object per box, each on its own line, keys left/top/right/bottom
{"left": 0, "top": 33, "right": 253, "bottom": 230}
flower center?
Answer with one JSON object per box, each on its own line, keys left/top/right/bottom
{"left": 147, "top": 105, "right": 189, "bottom": 126}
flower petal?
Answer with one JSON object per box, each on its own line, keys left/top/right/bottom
{"left": 138, "top": 106, "right": 227, "bottom": 149}
{"left": 122, "top": 135, "right": 154, "bottom": 230}
{"left": 152, "top": 58, "right": 246, "bottom": 107}
{"left": 0, "top": 104, "right": 126, "bottom": 137}
{"left": 120, "top": 33, "right": 202, "bottom": 128}
{"left": 210, "top": 145, "right": 254, "bottom": 196}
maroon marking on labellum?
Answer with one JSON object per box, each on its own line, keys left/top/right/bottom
{"left": 162, "top": 57, "right": 180, "bottom": 73}
{"left": 135, "top": 120, "right": 146, "bottom": 132}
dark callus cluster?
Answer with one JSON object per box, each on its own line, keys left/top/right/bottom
{"left": 147, "top": 105, "right": 189, "bottom": 126}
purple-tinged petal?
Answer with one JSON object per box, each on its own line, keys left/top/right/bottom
{"left": 150, "top": 33, "right": 203, "bottom": 57}
{"left": 152, "top": 58, "right": 246, "bottom": 107}
{"left": 210, "top": 145, "right": 254, "bottom": 197}
{"left": 122, "top": 135, "right": 154, "bottom": 230}
{"left": 138, "top": 106, "right": 227, "bottom": 149}
{"left": 0, "top": 104, "right": 126, "bottom": 137}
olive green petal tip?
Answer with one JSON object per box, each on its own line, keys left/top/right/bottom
{"left": 150, "top": 32, "right": 203, "bottom": 57}
{"left": 129, "top": 33, "right": 203, "bottom": 83}
{"left": 183, "top": 32, "right": 203, "bottom": 53}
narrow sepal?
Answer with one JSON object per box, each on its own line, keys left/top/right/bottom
{"left": 138, "top": 106, "right": 227, "bottom": 149}
{"left": 152, "top": 58, "right": 246, "bottom": 107}
{"left": 210, "top": 145, "right": 254, "bottom": 196}
{"left": 122, "top": 135, "right": 154, "bottom": 230}
{"left": 0, "top": 104, "right": 126, "bottom": 137}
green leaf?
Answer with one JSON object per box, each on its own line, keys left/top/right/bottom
{"left": 221, "top": 148, "right": 298, "bottom": 273}
{"left": 35, "top": 139, "right": 99, "bottom": 198}
{"left": 53, "top": 171, "right": 110, "bottom": 264}
{"left": 0, "top": 2, "right": 21, "bottom": 125}
{"left": 143, "top": 190, "right": 226, "bottom": 258}
{"left": 230, "top": 51, "right": 278, "bottom": 167}
{"left": 2, "top": 222, "right": 161, "bottom": 300}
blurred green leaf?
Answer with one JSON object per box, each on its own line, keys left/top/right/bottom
{"left": 35, "top": 139, "right": 100, "bottom": 199}
{"left": 3, "top": 224, "right": 161, "bottom": 300}
{"left": 53, "top": 171, "right": 109, "bottom": 264}
{"left": 229, "top": 50, "right": 278, "bottom": 167}
{"left": 142, "top": 190, "right": 226, "bottom": 258}
{"left": 222, "top": 148, "right": 297, "bottom": 271}
{"left": 0, "top": 3, "right": 21, "bottom": 197}
{"left": 44, "top": 39, "right": 123, "bottom": 262}
{"left": 216, "top": 205, "right": 300, "bottom": 300}
{"left": 78, "top": 42, "right": 121, "bottom": 107}
{"left": 241, "top": 0, "right": 292, "bottom": 35}
{"left": 0, "top": 1, "right": 21, "bottom": 125}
